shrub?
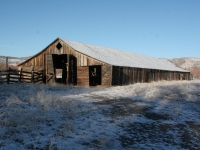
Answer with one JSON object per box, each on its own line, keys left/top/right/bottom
{"left": 190, "top": 68, "right": 200, "bottom": 79}
{"left": 0, "top": 63, "right": 6, "bottom": 70}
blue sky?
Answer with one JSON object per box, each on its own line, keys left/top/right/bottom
{"left": 0, "top": 0, "right": 199, "bottom": 59}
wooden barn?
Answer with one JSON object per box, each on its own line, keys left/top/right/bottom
{"left": 18, "top": 37, "right": 190, "bottom": 86}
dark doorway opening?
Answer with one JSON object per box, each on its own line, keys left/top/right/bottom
{"left": 52, "top": 54, "right": 77, "bottom": 85}
{"left": 89, "top": 65, "right": 101, "bottom": 86}
{"left": 52, "top": 54, "right": 67, "bottom": 83}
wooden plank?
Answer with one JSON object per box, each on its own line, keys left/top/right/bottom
{"left": 77, "top": 67, "right": 89, "bottom": 71}
{"left": 77, "top": 71, "right": 88, "bottom": 74}
{"left": 77, "top": 78, "right": 88, "bottom": 81}
{"left": 9, "top": 76, "right": 19, "bottom": 79}
{"left": 102, "top": 80, "right": 111, "bottom": 83}
{"left": 22, "top": 67, "right": 33, "bottom": 72}
{"left": 102, "top": 80, "right": 112, "bottom": 86}
{"left": 77, "top": 53, "right": 80, "bottom": 66}
{"left": 77, "top": 66, "right": 89, "bottom": 86}
{"left": 0, "top": 72, "right": 9, "bottom": 75}
{"left": 46, "top": 55, "right": 54, "bottom": 74}
{"left": 77, "top": 82, "right": 89, "bottom": 86}
{"left": 87, "top": 57, "right": 91, "bottom": 66}
{"left": 102, "top": 65, "right": 112, "bottom": 86}
{"left": 80, "top": 54, "right": 83, "bottom": 66}
{"left": 83, "top": 55, "right": 87, "bottom": 66}
{"left": 102, "top": 66, "right": 111, "bottom": 75}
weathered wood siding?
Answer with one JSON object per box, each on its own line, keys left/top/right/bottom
{"left": 77, "top": 66, "right": 89, "bottom": 86}
{"left": 46, "top": 54, "right": 54, "bottom": 83}
{"left": 18, "top": 38, "right": 189, "bottom": 86}
{"left": 101, "top": 65, "right": 112, "bottom": 86}
{"left": 112, "top": 66, "right": 190, "bottom": 85}
{"left": 18, "top": 39, "right": 112, "bottom": 86}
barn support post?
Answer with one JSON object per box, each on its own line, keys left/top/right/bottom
{"left": 66, "top": 54, "right": 71, "bottom": 85}
{"left": 42, "top": 70, "right": 45, "bottom": 83}
{"left": 117, "top": 67, "right": 121, "bottom": 85}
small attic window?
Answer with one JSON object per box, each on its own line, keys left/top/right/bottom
{"left": 56, "top": 42, "right": 62, "bottom": 50}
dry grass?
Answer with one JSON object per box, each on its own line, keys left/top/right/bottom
{"left": 0, "top": 84, "right": 75, "bottom": 149}
{"left": 0, "top": 63, "right": 6, "bottom": 70}
{"left": 0, "top": 62, "right": 18, "bottom": 70}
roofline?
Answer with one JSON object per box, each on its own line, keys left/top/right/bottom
{"left": 18, "top": 37, "right": 60, "bottom": 66}
{"left": 59, "top": 38, "right": 112, "bottom": 66}
{"left": 17, "top": 37, "right": 190, "bottom": 73}
{"left": 18, "top": 37, "right": 111, "bottom": 67}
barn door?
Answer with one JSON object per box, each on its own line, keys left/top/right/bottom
{"left": 46, "top": 54, "right": 55, "bottom": 83}
{"left": 89, "top": 65, "right": 101, "bottom": 86}
{"left": 52, "top": 54, "right": 67, "bottom": 84}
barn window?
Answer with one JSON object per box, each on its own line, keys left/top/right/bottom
{"left": 56, "top": 42, "right": 62, "bottom": 50}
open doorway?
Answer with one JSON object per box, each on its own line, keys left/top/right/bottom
{"left": 89, "top": 65, "right": 101, "bottom": 86}
{"left": 52, "top": 54, "right": 67, "bottom": 83}
{"left": 50, "top": 54, "right": 77, "bottom": 85}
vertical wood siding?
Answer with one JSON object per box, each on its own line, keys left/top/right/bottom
{"left": 18, "top": 38, "right": 112, "bottom": 86}
{"left": 102, "top": 65, "right": 112, "bottom": 86}
{"left": 112, "top": 66, "right": 190, "bottom": 86}
{"left": 77, "top": 66, "right": 89, "bottom": 86}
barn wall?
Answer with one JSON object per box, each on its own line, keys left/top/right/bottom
{"left": 102, "top": 65, "right": 112, "bottom": 86}
{"left": 77, "top": 66, "right": 89, "bottom": 86}
{"left": 112, "top": 66, "right": 190, "bottom": 86}
{"left": 18, "top": 38, "right": 189, "bottom": 86}
{"left": 18, "top": 39, "right": 112, "bottom": 86}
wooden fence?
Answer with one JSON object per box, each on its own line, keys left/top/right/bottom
{"left": 0, "top": 68, "right": 44, "bottom": 84}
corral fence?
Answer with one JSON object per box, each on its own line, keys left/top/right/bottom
{"left": 0, "top": 67, "right": 44, "bottom": 84}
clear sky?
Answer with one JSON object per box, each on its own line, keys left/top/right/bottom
{"left": 0, "top": 0, "right": 200, "bottom": 59}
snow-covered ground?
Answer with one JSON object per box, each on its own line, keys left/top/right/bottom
{"left": 0, "top": 80, "right": 200, "bottom": 150}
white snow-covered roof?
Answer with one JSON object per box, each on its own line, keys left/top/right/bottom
{"left": 61, "top": 38, "right": 188, "bottom": 72}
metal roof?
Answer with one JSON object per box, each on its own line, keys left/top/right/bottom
{"left": 18, "top": 37, "right": 189, "bottom": 72}
{"left": 61, "top": 38, "right": 188, "bottom": 72}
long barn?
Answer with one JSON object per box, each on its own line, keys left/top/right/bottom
{"left": 18, "top": 37, "right": 190, "bottom": 86}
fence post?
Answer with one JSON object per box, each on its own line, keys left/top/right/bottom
{"left": 42, "top": 70, "right": 45, "bottom": 83}
{"left": 19, "top": 68, "right": 22, "bottom": 83}
{"left": 6, "top": 57, "right": 8, "bottom": 70}
{"left": 7, "top": 67, "right": 10, "bottom": 84}
{"left": 31, "top": 70, "right": 34, "bottom": 83}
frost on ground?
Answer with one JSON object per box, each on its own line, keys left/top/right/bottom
{"left": 0, "top": 80, "right": 200, "bottom": 150}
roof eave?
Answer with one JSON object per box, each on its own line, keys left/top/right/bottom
{"left": 18, "top": 37, "right": 61, "bottom": 66}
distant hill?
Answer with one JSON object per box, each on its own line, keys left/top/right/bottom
{"left": 165, "top": 57, "right": 200, "bottom": 79}
{"left": 0, "top": 56, "right": 31, "bottom": 66}
{"left": 168, "top": 57, "right": 200, "bottom": 70}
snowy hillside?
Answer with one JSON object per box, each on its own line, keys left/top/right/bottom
{"left": 169, "top": 57, "right": 200, "bottom": 70}
{"left": 0, "top": 80, "right": 200, "bottom": 149}
{"left": 0, "top": 56, "right": 30, "bottom": 66}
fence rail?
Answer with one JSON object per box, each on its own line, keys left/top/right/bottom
{"left": 0, "top": 68, "right": 44, "bottom": 84}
